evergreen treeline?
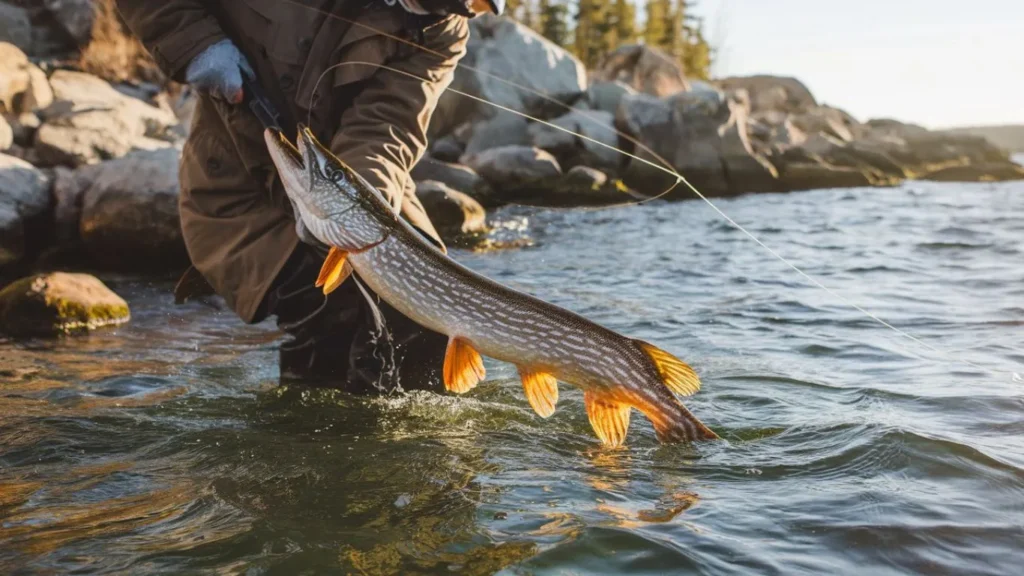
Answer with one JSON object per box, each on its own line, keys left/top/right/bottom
{"left": 502, "top": 0, "right": 712, "bottom": 78}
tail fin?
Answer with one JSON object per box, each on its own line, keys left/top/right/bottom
{"left": 631, "top": 340, "right": 717, "bottom": 443}
{"left": 650, "top": 398, "right": 719, "bottom": 443}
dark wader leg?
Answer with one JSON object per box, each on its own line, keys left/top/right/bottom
{"left": 262, "top": 245, "right": 447, "bottom": 393}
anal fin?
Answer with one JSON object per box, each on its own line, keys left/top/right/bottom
{"left": 518, "top": 368, "right": 558, "bottom": 418}
{"left": 636, "top": 340, "right": 701, "bottom": 396}
{"left": 443, "top": 337, "right": 485, "bottom": 393}
{"left": 315, "top": 247, "right": 352, "bottom": 295}
{"left": 584, "top": 391, "right": 632, "bottom": 447}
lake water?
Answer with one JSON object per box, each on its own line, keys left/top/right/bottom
{"left": 2, "top": 181, "right": 1022, "bottom": 574}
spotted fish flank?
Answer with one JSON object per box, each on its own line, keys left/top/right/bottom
{"left": 264, "top": 126, "right": 719, "bottom": 447}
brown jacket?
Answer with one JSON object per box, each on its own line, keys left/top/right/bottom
{"left": 116, "top": 0, "right": 468, "bottom": 322}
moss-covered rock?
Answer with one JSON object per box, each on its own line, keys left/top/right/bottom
{"left": 0, "top": 272, "right": 129, "bottom": 337}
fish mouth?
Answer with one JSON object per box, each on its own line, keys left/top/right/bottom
{"left": 264, "top": 127, "right": 311, "bottom": 207}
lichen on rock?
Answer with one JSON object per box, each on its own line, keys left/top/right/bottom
{"left": 0, "top": 272, "right": 130, "bottom": 337}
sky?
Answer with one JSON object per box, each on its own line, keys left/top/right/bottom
{"left": 688, "top": 0, "right": 1023, "bottom": 129}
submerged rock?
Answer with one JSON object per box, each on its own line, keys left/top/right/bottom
{"left": 0, "top": 272, "right": 129, "bottom": 337}
{"left": 416, "top": 180, "right": 487, "bottom": 238}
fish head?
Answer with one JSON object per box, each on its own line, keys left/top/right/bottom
{"left": 265, "top": 126, "right": 391, "bottom": 249}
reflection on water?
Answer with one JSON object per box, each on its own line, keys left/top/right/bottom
{"left": 2, "top": 181, "right": 1024, "bottom": 574}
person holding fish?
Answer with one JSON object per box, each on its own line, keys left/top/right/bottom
{"left": 115, "top": 0, "right": 503, "bottom": 390}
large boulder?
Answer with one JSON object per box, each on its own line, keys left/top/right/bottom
{"left": 717, "top": 75, "right": 817, "bottom": 114}
{"left": 585, "top": 80, "right": 636, "bottom": 115}
{"left": 0, "top": 272, "right": 129, "bottom": 337}
{"left": 527, "top": 107, "right": 621, "bottom": 169}
{"left": 429, "top": 15, "right": 588, "bottom": 137}
{"left": 411, "top": 158, "right": 494, "bottom": 203}
{"left": 461, "top": 145, "right": 563, "bottom": 194}
{"left": 593, "top": 44, "right": 690, "bottom": 97}
{"left": 0, "top": 4, "right": 32, "bottom": 53}
{"left": 0, "top": 42, "right": 54, "bottom": 114}
{"left": 76, "top": 148, "right": 187, "bottom": 272}
{"left": 34, "top": 70, "right": 179, "bottom": 167}
{"left": 0, "top": 115, "right": 12, "bottom": 151}
{"left": 619, "top": 88, "right": 778, "bottom": 196}
{"left": 462, "top": 111, "right": 531, "bottom": 156}
{"left": 0, "top": 154, "right": 52, "bottom": 267}
{"left": 42, "top": 0, "right": 96, "bottom": 46}
{"left": 416, "top": 181, "right": 487, "bottom": 238}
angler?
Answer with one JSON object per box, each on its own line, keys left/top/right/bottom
{"left": 264, "top": 126, "right": 719, "bottom": 446}
{"left": 116, "top": 0, "right": 501, "bottom": 389}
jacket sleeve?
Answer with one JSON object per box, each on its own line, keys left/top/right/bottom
{"left": 329, "top": 15, "right": 469, "bottom": 237}
{"left": 115, "top": 0, "right": 227, "bottom": 81}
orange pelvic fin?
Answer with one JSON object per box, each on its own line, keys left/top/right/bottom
{"left": 443, "top": 337, "right": 485, "bottom": 393}
{"left": 518, "top": 368, "right": 558, "bottom": 418}
{"left": 636, "top": 340, "right": 701, "bottom": 396}
{"left": 584, "top": 391, "right": 632, "bottom": 447}
{"left": 315, "top": 247, "right": 351, "bottom": 295}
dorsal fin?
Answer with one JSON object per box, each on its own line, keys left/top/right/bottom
{"left": 635, "top": 340, "right": 701, "bottom": 396}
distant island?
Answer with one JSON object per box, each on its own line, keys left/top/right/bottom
{"left": 946, "top": 125, "right": 1024, "bottom": 153}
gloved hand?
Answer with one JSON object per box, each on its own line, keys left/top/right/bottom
{"left": 185, "top": 39, "right": 255, "bottom": 104}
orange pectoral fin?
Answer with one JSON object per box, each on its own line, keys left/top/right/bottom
{"left": 584, "top": 391, "right": 632, "bottom": 447}
{"left": 518, "top": 368, "right": 558, "bottom": 418}
{"left": 315, "top": 247, "right": 351, "bottom": 295}
{"left": 443, "top": 337, "right": 485, "bottom": 393}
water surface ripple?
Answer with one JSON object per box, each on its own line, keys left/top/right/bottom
{"left": 2, "top": 182, "right": 1023, "bottom": 574}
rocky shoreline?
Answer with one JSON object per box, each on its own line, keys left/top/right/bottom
{"left": 2, "top": 6, "right": 1022, "bottom": 335}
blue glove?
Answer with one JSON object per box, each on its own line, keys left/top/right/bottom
{"left": 185, "top": 39, "right": 254, "bottom": 104}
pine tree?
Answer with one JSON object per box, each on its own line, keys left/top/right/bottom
{"left": 574, "top": 0, "right": 616, "bottom": 68}
{"left": 610, "top": 0, "right": 637, "bottom": 48}
{"left": 538, "top": 0, "right": 571, "bottom": 48}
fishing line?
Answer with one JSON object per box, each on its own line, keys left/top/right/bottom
{"left": 279, "top": 0, "right": 1016, "bottom": 379}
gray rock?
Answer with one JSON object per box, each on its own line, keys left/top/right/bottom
{"left": 0, "top": 115, "right": 11, "bottom": 151}
{"left": 527, "top": 108, "right": 620, "bottom": 168}
{"left": 429, "top": 15, "right": 587, "bottom": 137}
{"left": 463, "top": 111, "right": 530, "bottom": 156}
{"left": 43, "top": 0, "right": 96, "bottom": 45}
{"left": 0, "top": 273, "right": 130, "bottom": 337}
{"left": 593, "top": 44, "right": 690, "bottom": 97}
{"left": 552, "top": 166, "right": 643, "bottom": 206}
{"left": 461, "top": 145, "right": 562, "bottom": 194}
{"left": 717, "top": 75, "right": 817, "bottom": 114}
{"left": 35, "top": 70, "right": 178, "bottom": 167}
{"left": 585, "top": 80, "right": 636, "bottom": 115}
{"left": 619, "top": 89, "right": 778, "bottom": 196}
{"left": 77, "top": 148, "right": 187, "bottom": 271}
{"left": 411, "top": 158, "right": 494, "bottom": 203}
{"left": 4, "top": 112, "right": 41, "bottom": 146}
{"left": 429, "top": 135, "right": 463, "bottom": 163}
{"left": 0, "top": 5, "right": 32, "bottom": 54}
{"left": 416, "top": 180, "right": 487, "bottom": 237}
{"left": 0, "top": 42, "right": 53, "bottom": 114}
{"left": 0, "top": 153, "right": 52, "bottom": 266}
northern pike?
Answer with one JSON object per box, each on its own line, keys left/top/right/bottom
{"left": 264, "top": 126, "right": 719, "bottom": 447}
